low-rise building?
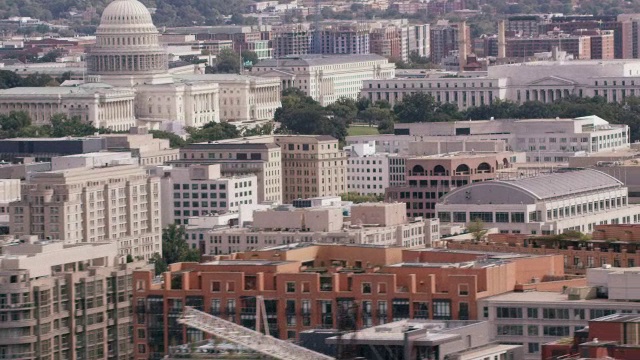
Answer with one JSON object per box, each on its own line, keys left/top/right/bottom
{"left": 100, "top": 127, "right": 179, "bottom": 166}
{"left": 479, "top": 289, "right": 640, "bottom": 360}
{"left": 0, "top": 137, "right": 107, "bottom": 163}
{"left": 387, "top": 151, "right": 522, "bottom": 218}
{"left": 436, "top": 169, "right": 640, "bottom": 235}
{"left": 448, "top": 224, "right": 640, "bottom": 275}
{"left": 322, "top": 319, "right": 524, "bottom": 360}
{"left": 0, "top": 236, "right": 147, "bottom": 360}
{"left": 132, "top": 246, "right": 572, "bottom": 357}
{"left": 542, "top": 314, "right": 640, "bottom": 360}
{"left": 185, "top": 202, "right": 436, "bottom": 254}
{"left": 156, "top": 164, "right": 257, "bottom": 226}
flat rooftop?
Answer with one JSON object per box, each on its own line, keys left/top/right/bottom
{"left": 482, "top": 291, "right": 640, "bottom": 307}
{"left": 326, "top": 319, "right": 482, "bottom": 345}
{"left": 201, "top": 260, "right": 293, "bottom": 266}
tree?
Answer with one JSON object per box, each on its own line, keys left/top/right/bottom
{"left": 326, "top": 97, "right": 358, "bottom": 124}
{"left": 394, "top": 92, "right": 437, "bottom": 122}
{"left": 357, "top": 106, "right": 394, "bottom": 127}
{"left": 378, "top": 118, "right": 394, "bottom": 134}
{"left": 0, "top": 70, "right": 25, "bottom": 89}
{"left": 213, "top": 48, "right": 241, "bottom": 74}
{"left": 243, "top": 123, "right": 273, "bottom": 136}
{"left": 187, "top": 121, "right": 241, "bottom": 143}
{"left": 50, "top": 114, "right": 98, "bottom": 137}
{"left": 150, "top": 130, "right": 186, "bottom": 148}
{"left": 467, "top": 218, "right": 488, "bottom": 243}
{"left": 241, "top": 50, "right": 259, "bottom": 67}
{"left": 154, "top": 224, "right": 201, "bottom": 275}
{"left": 230, "top": 13, "right": 245, "bottom": 25}
{"left": 341, "top": 193, "right": 384, "bottom": 203}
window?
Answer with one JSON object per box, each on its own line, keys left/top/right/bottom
{"left": 495, "top": 212, "right": 509, "bottom": 223}
{"left": 528, "top": 325, "right": 539, "bottom": 336}
{"left": 527, "top": 308, "right": 538, "bottom": 318}
{"left": 362, "top": 283, "right": 372, "bottom": 294}
{"left": 528, "top": 343, "right": 540, "bottom": 353}
{"left": 459, "top": 302, "right": 469, "bottom": 320}
{"left": 497, "top": 325, "right": 523, "bottom": 336}
{"left": 211, "top": 281, "right": 221, "bottom": 292}
{"left": 470, "top": 212, "right": 493, "bottom": 223}
{"left": 511, "top": 212, "right": 525, "bottom": 223}
{"left": 286, "top": 282, "right": 295, "bottom": 293}
{"left": 453, "top": 212, "right": 467, "bottom": 222}
{"left": 543, "top": 326, "right": 570, "bottom": 336}
{"left": 458, "top": 284, "right": 469, "bottom": 296}
{"left": 497, "top": 307, "right": 523, "bottom": 318}
{"left": 543, "top": 308, "right": 569, "bottom": 319}
{"left": 433, "top": 300, "right": 451, "bottom": 320}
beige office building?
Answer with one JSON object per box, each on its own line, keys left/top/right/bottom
{"left": 0, "top": 236, "right": 146, "bottom": 360}
{"left": 274, "top": 135, "right": 347, "bottom": 204}
{"left": 9, "top": 164, "right": 162, "bottom": 259}
{"left": 186, "top": 202, "right": 437, "bottom": 255}
{"left": 176, "top": 140, "right": 282, "bottom": 204}
{"left": 100, "top": 127, "right": 179, "bottom": 166}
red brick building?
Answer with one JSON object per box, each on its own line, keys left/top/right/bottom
{"left": 542, "top": 314, "right": 640, "bottom": 360}
{"left": 132, "top": 245, "right": 573, "bottom": 358}
{"left": 448, "top": 224, "right": 640, "bottom": 274}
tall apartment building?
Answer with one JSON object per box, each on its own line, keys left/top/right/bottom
{"left": 274, "top": 135, "right": 346, "bottom": 203}
{"left": 429, "top": 21, "right": 469, "bottom": 64}
{"left": 156, "top": 164, "right": 257, "bottom": 226}
{"left": 408, "top": 24, "right": 430, "bottom": 58}
{"left": 0, "top": 237, "right": 146, "bottom": 360}
{"left": 370, "top": 25, "right": 405, "bottom": 61}
{"left": 386, "top": 151, "right": 521, "bottom": 218}
{"left": 175, "top": 140, "right": 282, "bottom": 204}
{"left": 505, "top": 34, "right": 595, "bottom": 60}
{"left": 132, "top": 246, "right": 571, "bottom": 357}
{"left": 9, "top": 163, "right": 162, "bottom": 260}
{"left": 272, "top": 24, "right": 313, "bottom": 58}
{"left": 314, "top": 23, "right": 370, "bottom": 55}
{"left": 506, "top": 15, "right": 548, "bottom": 37}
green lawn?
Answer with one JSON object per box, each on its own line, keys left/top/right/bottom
{"left": 347, "top": 126, "right": 379, "bottom": 136}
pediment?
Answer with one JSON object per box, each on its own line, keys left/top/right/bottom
{"left": 527, "top": 76, "right": 577, "bottom": 86}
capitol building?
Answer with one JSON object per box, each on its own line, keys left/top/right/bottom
{"left": 0, "top": 0, "right": 282, "bottom": 131}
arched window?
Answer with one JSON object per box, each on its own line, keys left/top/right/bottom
{"left": 477, "top": 162, "right": 491, "bottom": 173}
{"left": 433, "top": 165, "right": 446, "bottom": 176}
{"left": 412, "top": 165, "right": 425, "bottom": 175}
{"left": 455, "top": 164, "right": 470, "bottom": 174}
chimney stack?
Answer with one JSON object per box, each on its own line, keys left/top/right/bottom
{"left": 498, "top": 20, "right": 506, "bottom": 58}
{"left": 458, "top": 21, "right": 468, "bottom": 72}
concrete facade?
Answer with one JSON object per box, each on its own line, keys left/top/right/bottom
{"left": 345, "top": 142, "right": 390, "bottom": 196}
{"left": 155, "top": 164, "right": 257, "bottom": 226}
{"left": 362, "top": 60, "right": 640, "bottom": 110}
{"left": 0, "top": 237, "right": 147, "bottom": 360}
{"left": 185, "top": 202, "right": 435, "bottom": 255}
{"left": 9, "top": 163, "right": 162, "bottom": 259}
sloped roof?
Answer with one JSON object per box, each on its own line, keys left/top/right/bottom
{"left": 498, "top": 169, "right": 622, "bottom": 200}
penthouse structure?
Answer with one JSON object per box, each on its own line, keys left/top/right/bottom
{"left": 0, "top": 237, "right": 146, "bottom": 360}
{"left": 250, "top": 54, "right": 395, "bottom": 106}
{"left": 386, "top": 151, "right": 522, "bottom": 219}
{"left": 185, "top": 202, "right": 437, "bottom": 254}
{"left": 9, "top": 162, "right": 162, "bottom": 259}
{"left": 436, "top": 169, "right": 640, "bottom": 235}
{"left": 362, "top": 60, "right": 640, "bottom": 109}
{"left": 132, "top": 245, "right": 571, "bottom": 357}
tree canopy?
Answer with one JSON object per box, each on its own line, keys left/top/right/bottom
{"left": 151, "top": 224, "right": 200, "bottom": 275}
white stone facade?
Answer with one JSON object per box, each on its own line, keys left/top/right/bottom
{"left": 250, "top": 54, "right": 395, "bottom": 106}
{"left": 345, "top": 142, "right": 390, "bottom": 196}
{"left": 157, "top": 164, "right": 258, "bottom": 226}
{"left": 362, "top": 60, "right": 640, "bottom": 109}
{"left": 436, "top": 169, "right": 640, "bottom": 235}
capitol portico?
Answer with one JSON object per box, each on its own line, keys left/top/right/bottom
{"left": 0, "top": 0, "right": 280, "bottom": 132}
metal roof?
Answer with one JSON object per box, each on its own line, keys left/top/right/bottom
{"left": 499, "top": 169, "right": 622, "bottom": 200}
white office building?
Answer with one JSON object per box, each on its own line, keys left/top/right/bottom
{"left": 436, "top": 169, "right": 640, "bottom": 235}
{"left": 345, "top": 141, "right": 390, "bottom": 196}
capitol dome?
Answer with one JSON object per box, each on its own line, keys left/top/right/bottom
{"left": 87, "top": 0, "right": 168, "bottom": 77}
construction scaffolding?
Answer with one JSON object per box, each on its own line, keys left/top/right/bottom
{"left": 178, "top": 306, "right": 336, "bottom": 360}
